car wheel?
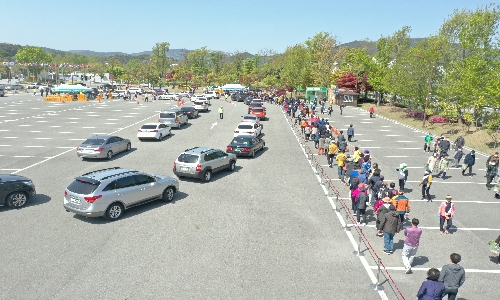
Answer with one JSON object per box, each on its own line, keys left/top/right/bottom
{"left": 227, "top": 160, "right": 235, "bottom": 172}
{"left": 106, "top": 150, "right": 113, "bottom": 160}
{"left": 202, "top": 169, "right": 212, "bottom": 182}
{"left": 6, "top": 192, "right": 28, "bottom": 208}
{"left": 162, "top": 187, "right": 175, "bottom": 202}
{"left": 251, "top": 150, "right": 255, "bottom": 158}
{"left": 262, "top": 142, "right": 266, "bottom": 150}
{"left": 126, "top": 143, "right": 131, "bottom": 151}
{"left": 158, "top": 134, "right": 163, "bottom": 140}
{"left": 105, "top": 202, "right": 124, "bottom": 221}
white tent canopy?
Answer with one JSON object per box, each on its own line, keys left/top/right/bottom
{"left": 220, "top": 84, "right": 247, "bottom": 91}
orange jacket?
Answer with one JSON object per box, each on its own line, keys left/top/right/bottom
{"left": 392, "top": 195, "right": 410, "bottom": 212}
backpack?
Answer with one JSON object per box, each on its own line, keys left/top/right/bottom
{"left": 422, "top": 175, "right": 429, "bottom": 185}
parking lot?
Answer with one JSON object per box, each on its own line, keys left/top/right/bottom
{"left": 0, "top": 94, "right": 379, "bottom": 299}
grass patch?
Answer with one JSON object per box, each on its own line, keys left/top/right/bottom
{"left": 359, "top": 102, "right": 498, "bottom": 154}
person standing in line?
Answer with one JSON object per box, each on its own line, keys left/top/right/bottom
{"left": 374, "top": 197, "right": 388, "bottom": 237}
{"left": 357, "top": 169, "right": 368, "bottom": 185}
{"left": 453, "top": 147, "right": 464, "bottom": 168}
{"left": 324, "top": 136, "right": 331, "bottom": 157}
{"left": 436, "top": 155, "right": 451, "bottom": 179}
{"left": 347, "top": 124, "right": 354, "bottom": 142}
{"left": 300, "top": 119, "right": 307, "bottom": 135}
{"left": 417, "top": 268, "right": 446, "bottom": 299}
{"left": 439, "top": 253, "right": 466, "bottom": 300}
{"left": 486, "top": 160, "right": 498, "bottom": 190}
{"left": 439, "top": 195, "right": 455, "bottom": 235}
{"left": 327, "top": 141, "right": 339, "bottom": 168}
{"left": 304, "top": 124, "right": 311, "bottom": 141}
{"left": 350, "top": 178, "right": 361, "bottom": 216}
{"left": 336, "top": 150, "right": 347, "bottom": 180}
{"left": 355, "top": 186, "right": 369, "bottom": 225}
{"left": 424, "top": 134, "right": 433, "bottom": 153}
{"left": 420, "top": 171, "right": 433, "bottom": 202}
{"left": 402, "top": 218, "right": 422, "bottom": 274}
{"left": 218, "top": 106, "right": 224, "bottom": 119}
{"left": 379, "top": 204, "right": 401, "bottom": 254}
{"left": 461, "top": 150, "right": 475, "bottom": 177}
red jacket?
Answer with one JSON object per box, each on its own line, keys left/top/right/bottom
{"left": 438, "top": 201, "right": 455, "bottom": 217}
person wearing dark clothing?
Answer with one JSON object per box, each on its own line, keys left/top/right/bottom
{"left": 328, "top": 106, "right": 332, "bottom": 116}
{"left": 347, "top": 124, "right": 354, "bottom": 142}
{"left": 461, "top": 150, "right": 475, "bottom": 177}
{"left": 494, "top": 235, "right": 500, "bottom": 264}
{"left": 417, "top": 268, "right": 446, "bottom": 300}
{"left": 340, "top": 103, "right": 345, "bottom": 115}
{"left": 439, "top": 138, "right": 451, "bottom": 156}
{"left": 439, "top": 253, "right": 466, "bottom": 300}
{"left": 454, "top": 136, "right": 465, "bottom": 150}
{"left": 486, "top": 160, "right": 498, "bottom": 190}
{"left": 453, "top": 147, "right": 464, "bottom": 168}
{"left": 379, "top": 205, "right": 401, "bottom": 254}
{"left": 355, "top": 187, "right": 369, "bottom": 224}
{"left": 337, "top": 131, "right": 345, "bottom": 145}
{"left": 338, "top": 139, "right": 347, "bottom": 153}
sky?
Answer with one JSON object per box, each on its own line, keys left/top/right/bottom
{"left": 0, "top": 0, "right": 495, "bottom": 55}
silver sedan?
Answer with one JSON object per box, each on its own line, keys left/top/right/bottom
{"left": 76, "top": 135, "right": 131, "bottom": 160}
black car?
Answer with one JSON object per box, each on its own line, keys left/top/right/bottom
{"left": 231, "top": 92, "right": 249, "bottom": 102}
{"left": 226, "top": 135, "right": 265, "bottom": 157}
{"left": 0, "top": 174, "right": 36, "bottom": 208}
{"left": 180, "top": 106, "right": 199, "bottom": 119}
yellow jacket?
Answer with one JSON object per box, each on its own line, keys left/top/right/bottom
{"left": 328, "top": 143, "right": 339, "bottom": 155}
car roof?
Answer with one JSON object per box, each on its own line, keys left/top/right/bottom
{"left": 181, "top": 147, "right": 216, "bottom": 155}
{"left": 237, "top": 122, "right": 255, "bottom": 126}
{"left": 142, "top": 123, "right": 160, "bottom": 126}
{"left": 86, "top": 135, "right": 113, "bottom": 139}
{"left": 79, "top": 167, "right": 139, "bottom": 181}
{"left": 242, "top": 114, "right": 258, "bottom": 118}
{"left": 232, "top": 135, "right": 254, "bottom": 140}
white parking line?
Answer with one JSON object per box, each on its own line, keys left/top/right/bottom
{"left": 0, "top": 145, "right": 11, "bottom": 147}
{"left": 29, "top": 131, "right": 42, "bottom": 132}
{"left": 3, "top": 137, "right": 18, "bottom": 139}
{"left": 59, "top": 132, "right": 72, "bottom": 134}
{"left": 13, "top": 156, "right": 33, "bottom": 158}
{"left": 24, "top": 146, "right": 44, "bottom": 148}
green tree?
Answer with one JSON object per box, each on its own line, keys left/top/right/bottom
{"left": 151, "top": 42, "right": 170, "bottom": 88}
{"left": 281, "top": 44, "right": 312, "bottom": 95}
{"left": 305, "top": 32, "right": 345, "bottom": 87}
{"left": 15, "top": 46, "right": 52, "bottom": 81}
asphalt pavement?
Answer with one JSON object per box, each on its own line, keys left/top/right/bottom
{"left": 287, "top": 104, "right": 500, "bottom": 299}
{"left": 0, "top": 94, "right": 386, "bottom": 299}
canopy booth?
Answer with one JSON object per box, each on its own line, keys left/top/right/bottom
{"left": 220, "top": 84, "right": 247, "bottom": 91}
{"left": 305, "top": 87, "right": 328, "bottom": 103}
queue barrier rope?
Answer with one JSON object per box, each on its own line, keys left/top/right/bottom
{"left": 283, "top": 107, "right": 406, "bottom": 300}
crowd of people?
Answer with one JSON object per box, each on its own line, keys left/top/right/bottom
{"left": 278, "top": 99, "right": 500, "bottom": 299}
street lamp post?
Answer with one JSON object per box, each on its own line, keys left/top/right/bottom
{"left": 415, "top": 54, "right": 433, "bottom": 128}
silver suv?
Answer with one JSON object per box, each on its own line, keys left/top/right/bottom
{"left": 173, "top": 147, "right": 237, "bottom": 182}
{"left": 64, "top": 167, "right": 179, "bottom": 221}
{"left": 158, "top": 109, "right": 188, "bottom": 128}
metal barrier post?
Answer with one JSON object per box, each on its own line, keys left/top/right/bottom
{"left": 314, "top": 162, "right": 319, "bottom": 175}
{"left": 370, "top": 258, "right": 384, "bottom": 291}
{"left": 342, "top": 208, "right": 351, "bottom": 231}
{"left": 335, "top": 195, "right": 340, "bottom": 212}
{"left": 353, "top": 228, "right": 364, "bottom": 256}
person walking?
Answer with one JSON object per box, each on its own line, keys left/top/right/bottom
{"left": 402, "top": 218, "right": 422, "bottom": 274}
{"left": 417, "top": 268, "right": 446, "bottom": 299}
{"left": 393, "top": 190, "right": 410, "bottom": 230}
{"left": 461, "top": 150, "right": 475, "bottom": 177}
{"left": 427, "top": 153, "right": 439, "bottom": 174}
{"left": 340, "top": 103, "right": 345, "bottom": 115}
{"left": 424, "top": 134, "right": 433, "bottom": 153}
{"left": 347, "top": 124, "right": 354, "bottom": 142}
{"left": 454, "top": 135, "right": 465, "bottom": 150}
{"left": 369, "top": 107, "right": 374, "bottom": 118}
{"left": 32, "top": 88, "right": 36, "bottom": 96}
{"left": 436, "top": 156, "right": 451, "bottom": 179}
{"left": 324, "top": 136, "right": 331, "bottom": 157}
{"left": 453, "top": 147, "right": 464, "bottom": 168}
{"left": 420, "top": 171, "right": 433, "bottom": 202}
{"left": 486, "top": 160, "right": 498, "bottom": 190}
{"left": 327, "top": 105, "right": 333, "bottom": 117}
{"left": 395, "top": 163, "right": 408, "bottom": 191}
{"left": 379, "top": 205, "right": 401, "bottom": 254}
{"left": 439, "top": 253, "right": 466, "bottom": 300}
{"left": 439, "top": 195, "right": 455, "bottom": 235}
{"left": 356, "top": 186, "right": 369, "bottom": 225}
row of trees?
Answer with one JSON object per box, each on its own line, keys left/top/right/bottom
{"left": 5, "top": 5, "right": 500, "bottom": 127}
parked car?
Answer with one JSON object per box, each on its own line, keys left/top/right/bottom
{"left": 180, "top": 106, "right": 199, "bottom": 119}
{"left": 190, "top": 94, "right": 204, "bottom": 102}
{"left": 128, "top": 87, "right": 143, "bottom": 95}
{"left": 64, "top": 167, "right": 179, "bottom": 220}
{"left": 0, "top": 174, "right": 36, "bottom": 208}
{"left": 111, "top": 90, "right": 126, "bottom": 98}
{"left": 192, "top": 100, "right": 209, "bottom": 112}
{"left": 76, "top": 135, "right": 131, "bottom": 160}
{"left": 158, "top": 109, "right": 189, "bottom": 128}
{"left": 137, "top": 123, "right": 171, "bottom": 140}
{"left": 173, "top": 147, "right": 237, "bottom": 182}
{"left": 204, "top": 91, "right": 218, "bottom": 99}
{"left": 226, "top": 135, "right": 265, "bottom": 157}
{"left": 233, "top": 122, "right": 262, "bottom": 137}
{"left": 154, "top": 89, "right": 166, "bottom": 96}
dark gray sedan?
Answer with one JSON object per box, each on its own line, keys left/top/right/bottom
{"left": 77, "top": 135, "right": 131, "bottom": 160}
{"left": 226, "top": 135, "right": 265, "bottom": 157}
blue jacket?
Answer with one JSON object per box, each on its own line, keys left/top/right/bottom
{"left": 464, "top": 153, "right": 475, "bottom": 165}
{"left": 417, "top": 279, "right": 445, "bottom": 300}
{"left": 347, "top": 127, "right": 354, "bottom": 135}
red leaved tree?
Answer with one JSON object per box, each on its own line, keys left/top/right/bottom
{"left": 336, "top": 72, "right": 358, "bottom": 92}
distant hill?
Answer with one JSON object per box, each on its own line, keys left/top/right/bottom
{"left": 339, "top": 38, "right": 426, "bottom": 56}
{"left": 67, "top": 49, "right": 188, "bottom": 61}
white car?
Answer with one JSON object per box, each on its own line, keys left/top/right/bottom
{"left": 190, "top": 94, "right": 204, "bottom": 102}
{"left": 233, "top": 122, "right": 262, "bottom": 137}
{"left": 192, "top": 100, "right": 209, "bottom": 112}
{"left": 241, "top": 114, "right": 259, "bottom": 123}
{"left": 203, "top": 91, "right": 218, "bottom": 100}
{"left": 137, "top": 123, "right": 171, "bottom": 140}
{"left": 111, "top": 90, "right": 126, "bottom": 97}
{"left": 158, "top": 93, "right": 174, "bottom": 100}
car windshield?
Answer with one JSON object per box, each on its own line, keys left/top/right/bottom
{"left": 231, "top": 137, "right": 252, "bottom": 145}
{"left": 67, "top": 179, "right": 99, "bottom": 194}
{"left": 160, "top": 113, "right": 176, "bottom": 118}
{"left": 243, "top": 116, "right": 256, "bottom": 120}
{"left": 238, "top": 125, "right": 253, "bottom": 129}
{"left": 82, "top": 138, "right": 105, "bottom": 145}
{"left": 141, "top": 125, "right": 157, "bottom": 129}
{"left": 178, "top": 153, "right": 199, "bottom": 163}
{"left": 180, "top": 107, "right": 191, "bottom": 111}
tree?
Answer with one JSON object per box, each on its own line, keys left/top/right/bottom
{"left": 151, "top": 42, "right": 170, "bottom": 88}
{"left": 280, "top": 44, "right": 312, "bottom": 95}
{"left": 336, "top": 72, "right": 358, "bottom": 91}
{"left": 485, "top": 112, "right": 500, "bottom": 148}
{"left": 15, "top": 46, "right": 52, "bottom": 81}
{"left": 305, "top": 32, "right": 345, "bottom": 87}
{"left": 107, "top": 58, "right": 125, "bottom": 82}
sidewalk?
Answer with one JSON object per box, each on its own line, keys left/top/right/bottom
{"left": 284, "top": 105, "right": 500, "bottom": 300}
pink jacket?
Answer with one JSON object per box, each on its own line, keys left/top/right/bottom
{"left": 438, "top": 201, "right": 455, "bottom": 217}
{"left": 373, "top": 200, "right": 384, "bottom": 214}
{"left": 351, "top": 188, "right": 367, "bottom": 202}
